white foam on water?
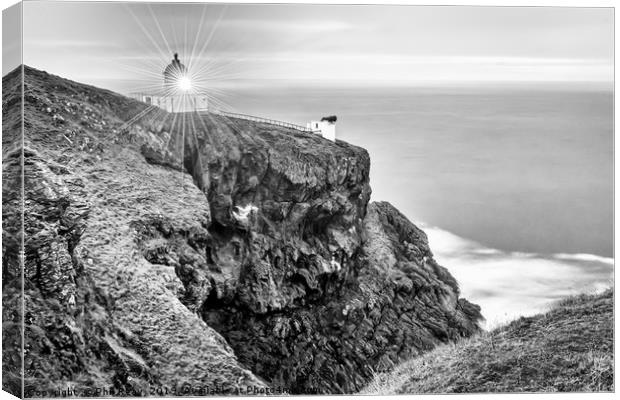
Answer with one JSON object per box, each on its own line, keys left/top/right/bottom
{"left": 553, "top": 253, "right": 614, "bottom": 265}
{"left": 420, "top": 224, "right": 614, "bottom": 329}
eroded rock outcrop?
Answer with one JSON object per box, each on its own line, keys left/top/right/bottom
{"left": 138, "top": 111, "right": 372, "bottom": 317}
{"left": 193, "top": 201, "right": 482, "bottom": 393}
{"left": 3, "top": 66, "right": 482, "bottom": 396}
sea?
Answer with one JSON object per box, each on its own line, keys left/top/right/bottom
{"left": 218, "top": 83, "right": 614, "bottom": 327}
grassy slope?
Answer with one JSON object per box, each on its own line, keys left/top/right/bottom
{"left": 362, "top": 289, "right": 613, "bottom": 394}
{"left": 13, "top": 66, "right": 264, "bottom": 392}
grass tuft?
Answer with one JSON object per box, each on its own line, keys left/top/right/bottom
{"left": 361, "top": 288, "right": 613, "bottom": 394}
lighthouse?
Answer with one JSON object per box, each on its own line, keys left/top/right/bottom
{"left": 163, "top": 53, "right": 189, "bottom": 90}
{"left": 307, "top": 115, "right": 337, "bottom": 141}
{"left": 129, "top": 53, "right": 208, "bottom": 113}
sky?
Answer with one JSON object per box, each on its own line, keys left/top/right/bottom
{"left": 2, "top": 2, "right": 21, "bottom": 74}
{"left": 8, "top": 1, "right": 614, "bottom": 92}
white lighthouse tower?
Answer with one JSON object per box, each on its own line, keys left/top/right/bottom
{"left": 130, "top": 53, "right": 208, "bottom": 113}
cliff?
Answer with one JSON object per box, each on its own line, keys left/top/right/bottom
{"left": 2, "top": 66, "right": 482, "bottom": 395}
{"left": 362, "top": 289, "right": 613, "bottom": 393}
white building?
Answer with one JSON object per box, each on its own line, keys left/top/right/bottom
{"left": 132, "top": 93, "right": 208, "bottom": 113}
{"left": 307, "top": 119, "right": 336, "bottom": 142}
{"left": 129, "top": 53, "right": 208, "bottom": 113}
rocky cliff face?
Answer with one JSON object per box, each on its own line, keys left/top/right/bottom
{"left": 3, "top": 66, "right": 482, "bottom": 395}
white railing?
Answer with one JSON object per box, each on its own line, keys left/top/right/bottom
{"left": 118, "top": 99, "right": 318, "bottom": 135}
{"left": 198, "top": 109, "right": 313, "bottom": 133}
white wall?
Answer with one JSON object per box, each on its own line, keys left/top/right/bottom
{"left": 132, "top": 93, "right": 208, "bottom": 113}
{"left": 307, "top": 120, "right": 336, "bottom": 142}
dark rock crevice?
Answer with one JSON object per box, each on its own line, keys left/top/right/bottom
{"left": 126, "top": 107, "right": 484, "bottom": 394}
